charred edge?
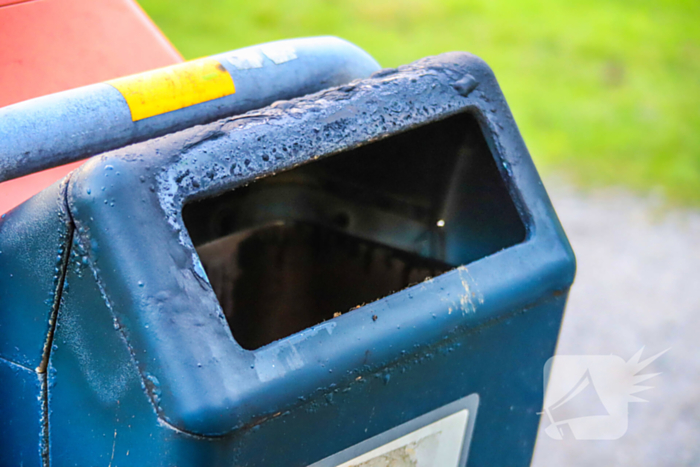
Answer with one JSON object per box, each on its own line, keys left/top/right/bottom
{"left": 470, "top": 109, "right": 534, "bottom": 240}
{"left": 37, "top": 222, "right": 74, "bottom": 467}
{"left": 37, "top": 225, "right": 73, "bottom": 374}
{"left": 39, "top": 371, "right": 49, "bottom": 467}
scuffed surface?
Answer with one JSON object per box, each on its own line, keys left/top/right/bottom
{"left": 0, "top": 179, "right": 72, "bottom": 370}
{"left": 63, "top": 49, "right": 573, "bottom": 447}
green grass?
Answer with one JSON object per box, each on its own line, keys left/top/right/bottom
{"left": 140, "top": 0, "right": 700, "bottom": 205}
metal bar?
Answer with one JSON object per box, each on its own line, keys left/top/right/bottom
{"left": 0, "top": 36, "right": 380, "bottom": 182}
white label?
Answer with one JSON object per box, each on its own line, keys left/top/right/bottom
{"left": 261, "top": 44, "right": 298, "bottom": 64}
{"left": 226, "top": 49, "right": 265, "bottom": 70}
{"left": 309, "top": 394, "right": 478, "bottom": 467}
{"left": 335, "top": 410, "right": 469, "bottom": 467}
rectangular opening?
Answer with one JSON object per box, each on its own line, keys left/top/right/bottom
{"left": 183, "top": 112, "right": 526, "bottom": 350}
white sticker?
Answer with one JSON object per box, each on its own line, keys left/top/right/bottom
{"left": 227, "top": 49, "right": 265, "bottom": 70}
{"left": 310, "top": 395, "right": 478, "bottom": 467}
{"left": 337, "top": 410, "right": 468, "bottom": 467}
{"left": 261, "top": 44, "right": 298, "bottom": 65}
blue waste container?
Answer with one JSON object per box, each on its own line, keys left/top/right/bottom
{"left": 0, "top": 51, "right": 575, "bottom": 466}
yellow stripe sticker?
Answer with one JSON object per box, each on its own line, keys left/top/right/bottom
{"left": 108, "top": 58, "right": 236, "bottom": 122}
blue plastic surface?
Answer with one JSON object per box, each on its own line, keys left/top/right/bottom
{"left": 0, "top": 179, "right": 71, "bottom": 370}
{"left": 0, "top": 37, "right": 380, "bottom": 182}
{"left": 0, "top": 358, "right": 44, "bottom": 467}
{"left": 0, "top": 51, "right": 575, "bottom": 466}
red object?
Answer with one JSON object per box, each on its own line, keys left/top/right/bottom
{"left": 0, "top": 0, "right": 182, "bottom": 214}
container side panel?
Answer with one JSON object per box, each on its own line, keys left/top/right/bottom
{"left": 48, "top": 250, "right": 233, "bottom": 466}
{"left": 0, "top": 358, "right": 43, "bottom": 467}
{"left": 0, "top": 180, "right": 71, "bottom": 369}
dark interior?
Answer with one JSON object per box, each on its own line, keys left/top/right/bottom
{"left": 183, "top": 112, "right": 526, "bottom": 350}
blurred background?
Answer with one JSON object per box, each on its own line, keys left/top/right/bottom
{"left": 136, "top": 1, "right": 700, "bottom": 465}
{"left": 0, "top": 0, "right": 696, "bottom": 464}
{"left": 140, "top": 0, "right": 700, "bottom": 206}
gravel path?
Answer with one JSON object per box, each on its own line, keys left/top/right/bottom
{"left": 531, "top": 178, "right": 700, "bottom": 466}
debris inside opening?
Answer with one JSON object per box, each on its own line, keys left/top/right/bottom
{"left": 183, "top": 112, "right": 525, "bottom": 350}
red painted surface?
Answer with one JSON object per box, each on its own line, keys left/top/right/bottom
{"left": 0, "top": 0, "right": 182, "bottom": 214}
{"left": 0, "top": 0, "right": 35, "bottom": 7}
